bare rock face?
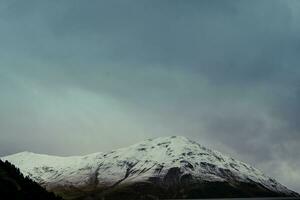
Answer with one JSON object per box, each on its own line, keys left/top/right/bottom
{"left": 2, "top": 136, "right": 299, "bottom": 199}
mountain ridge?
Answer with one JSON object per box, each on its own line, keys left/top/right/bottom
{"left": 2, "top": 136, "right": 299, "bottom": 199}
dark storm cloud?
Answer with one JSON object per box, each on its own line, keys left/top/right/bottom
{"left": 0, "top": 0, "right": 300, "bottom": 192}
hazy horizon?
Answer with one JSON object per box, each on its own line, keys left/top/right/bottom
{"left": 0, "top": 0, "right": 299, "bottom": 193}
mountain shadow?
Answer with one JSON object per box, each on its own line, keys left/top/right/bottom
{"left": 0, "top": 159, "right": 62, "bottom": 200}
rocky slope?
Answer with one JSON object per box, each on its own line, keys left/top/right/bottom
{"left": 2, "top": 136, "right": 299, "bottom": 199}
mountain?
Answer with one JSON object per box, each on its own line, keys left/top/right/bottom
{"left": 0, "top": 159, "right": 62, "bottom": 200}
{"left": 2, "top": 136, "right": 299, "bottom": 199}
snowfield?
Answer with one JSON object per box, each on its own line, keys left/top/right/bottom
{"left": 2, "top": 136, "right": 296, "bottom": 196}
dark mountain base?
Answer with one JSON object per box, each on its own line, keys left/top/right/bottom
{"left": 49, "top": 167, "right": 297, "bottom": 200}
{"left": 0, "top": 159, "right": 62, "bottom": 200}
{"left": 100, "top": 181, "right": 292, "bottom": 200}
{"left": 51, "top": 178, "right": 294, "bottom": 200}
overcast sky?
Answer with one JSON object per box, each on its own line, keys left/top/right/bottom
{"left": 0, "top": 0, "right": 300, "bottom": 192}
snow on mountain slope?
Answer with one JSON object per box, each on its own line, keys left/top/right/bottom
{"left": 1, "top": 136, "right": 296, "bottom": 197}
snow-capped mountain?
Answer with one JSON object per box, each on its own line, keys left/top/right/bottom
{"left": 2, "top": 136, "right": 299, "bottom": 199}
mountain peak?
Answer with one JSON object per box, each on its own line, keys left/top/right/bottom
{"left": 136, "top": 135, "right": 191, "bottom": 145}
{"left": 152, "top": 135, "right": 189, "bottom": 141}
{"left": 132, "top": 135, "right": 192, "bottom": 148}
{"left": 2, "top": 137, "right": 299, "bottom": 199}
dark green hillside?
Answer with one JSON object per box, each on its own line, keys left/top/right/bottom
{"left": 0, "top": 159, "right": 62, "bottom": 200}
